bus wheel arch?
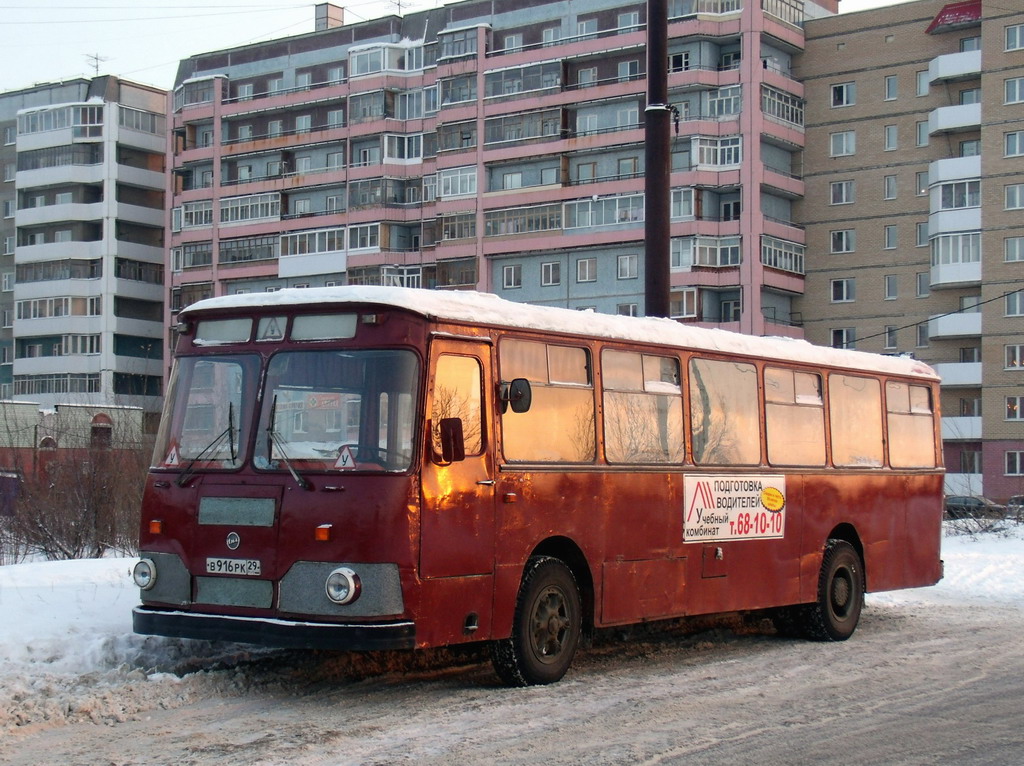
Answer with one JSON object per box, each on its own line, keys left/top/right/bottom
{"left": 491, "top": 539, "right": 591, "bottom": 686}
{"left": 529, "top": 536, "right": 595, "bottom": 636}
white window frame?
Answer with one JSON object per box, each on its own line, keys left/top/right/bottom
{"left": 541, "top": 261, "right": 560, "bottom": 286}
{"left": 830, "top": 81, "right": 856, "bottom": 108}
{"left": 617, "top": 253, "right": 638, "bottom": 280}
{"left": 576, "top": 257, "right": 597, "bottom": 283}
{"left": 1006, "top": 183, "right": 1024, "bottom": 210}
{"left": 1006, "top": 77, "right": 1024, "bottom": 105}
{"left": 1008, "top": 23, "right": 1024, "bottom": 51}
{"left": 829, "top": 131, "right": 856, "bottom": 157}
{"left": 1006, "top": 236, "right": 1024, "bottom": 262}
{"left": 884, "top": 74, "right": 898, "bottom": 101}
{"left": 502, "top": 264, "right": 522, "bottom": 289}
{"left": 830, "top": 180, "right": 855, "bottom": 205}
{"left": 830, "top": 278, "right": 855, "bottom": 303}
{"left": 830, "top": 229, "right": 855, "bottom": 253}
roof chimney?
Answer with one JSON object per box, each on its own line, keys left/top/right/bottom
{"left": 315, "top": 3, "right": 344, "bottom": 31}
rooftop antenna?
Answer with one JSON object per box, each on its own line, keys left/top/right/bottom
{"left": 85, "top": 53, "right": 109, "bottom": 77}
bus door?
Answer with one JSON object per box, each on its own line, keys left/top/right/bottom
{"left": 419, "top": 338, "right": 495, "bottom": 579}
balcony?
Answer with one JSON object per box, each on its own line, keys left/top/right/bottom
{"left": 929, "top": 207, "right": 981, "bottom": 236}
{"left": 944, "top": 472, "right": 982, "bottom": 497}
{"left": 929, "top": 50, "right": 981, "bottom": 83}
{"left": 278, "top": 250, "right": 348, "bottom": 279}
{"left": 929, "top": 155, "right": 980, "bottom": 185}
{"left": 931, "top": 259, "right": 981, "bottom": 288}
{"left": 933, "top": 361, "right": 981, "bottom": 386}
{"left": 941, "top": 416, "right": 982, "bottom": 441}
{"left": 928, "top": 103, "right": 980, "bottom": 135}
{"left": 929, "top": 311, "right": 981, "bottom": 339}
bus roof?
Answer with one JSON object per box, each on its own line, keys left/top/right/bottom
{"left": 183, "top": 285, "right": 939, "bottom": 381}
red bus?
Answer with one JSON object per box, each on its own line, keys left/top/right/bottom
{"left": 133, "top": 286, "right": 944, "bottom": 685}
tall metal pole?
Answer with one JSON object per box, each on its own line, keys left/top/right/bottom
{"left": 644, "top": 0, "right": 671, "bottom": 318}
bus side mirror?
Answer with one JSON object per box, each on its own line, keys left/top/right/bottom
{"left": 499, "top": 378, "right": 532, "bottom": 414}
{"left": 438, "top": 417, "right": 466, "bottom": 464}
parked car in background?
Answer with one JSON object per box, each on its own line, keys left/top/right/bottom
{"left": 944, "top": 495, "right": 1005, "bottom": 519}
{"left": 1007, "top": 495, "right": 1024, "bottom": 522}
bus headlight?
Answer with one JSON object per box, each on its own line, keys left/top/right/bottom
{"left": 325, "top": 567, "right": 361, "bottom": 605}
{"left": 133, "top": 558, "right": 157, "bottom": 590}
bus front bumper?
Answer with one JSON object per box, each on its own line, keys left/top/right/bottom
{"left": 133, "top": 606, "right": 416, "bottom": 651}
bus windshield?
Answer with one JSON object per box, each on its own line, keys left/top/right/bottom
{"left": 254, "top": 349, "right": 419, "bottom": 473}
{"left": 152, "top": 354, "right": 258, "bottom": 470}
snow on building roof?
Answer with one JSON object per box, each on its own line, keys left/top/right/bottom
{"left": 183, "top": 286, "right": 939, "bottom": 380}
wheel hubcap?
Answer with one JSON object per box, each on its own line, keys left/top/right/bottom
{"left": 531, "top": 587, "right": 570, "bottom": 661}
{"left": 831, "top": 570, "right": 852, "bottom": 616}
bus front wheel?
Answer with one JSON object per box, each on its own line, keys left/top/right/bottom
{"left": 491, "top": 556, "right": 582, "bottom": 686}
{"left": 801, "top": 539, "right": 864, "bottom": 642}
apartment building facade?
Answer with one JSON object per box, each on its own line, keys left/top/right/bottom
{"left": 167, "top": 0, "right": 838, "bottom": 341}
{"left": 796, "top": 0, "right": 1024, "bottom": 501}
{"left": 0, "top": 77, "right": 167, "bottom": 413}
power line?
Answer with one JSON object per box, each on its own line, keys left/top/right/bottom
{"left": 851, "top": 289, "right": 1020, "bottom": 345}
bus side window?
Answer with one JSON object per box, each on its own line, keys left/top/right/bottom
{"left": 829, "top": 375, "right": 883, "bottom": 467}
{"left": 688, "top": 358, "right": 759, "bottom": 465}
{"left": 431, "top": 355, "right": 483, "bottom": 456}
{"left": 602, "top": 349, "right": 684, "bottom": 464}
{"left": 500, "top": 339, "right": 595, "bottom": 463}
{"left": 886, "top": 382, "right": 936, "bottom": 468}
{"left": 764, "top": 367, "right": 825, "bottom": 467}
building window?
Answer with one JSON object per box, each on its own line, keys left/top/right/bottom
{"left": 618, "top": 60, "right": 640, "bottom": 82}
{"left": 1005, "top": 344, "right": 1023, "bottom": 369}
{"left": 884, "top": 274, "right": 898, "bottom": 300}
{"left": 884, "top": 175, "right": 897, "bottom": 199}
{"left": 438, "top": 166, "right": 477, "bottom": 198}
{"left": 616, "top": 303, "right": 638, "bottom": 317}
{"left": 577, "top": 257, "right": 597, "bottom": 283}
{"left": 543, "top": 26, "right": 561, "bottom": 46}
{"left": 960, "top": 139, "right": 980, "bottom": 157}
{"left": 884, "top": 74, "right": 898, "bottom": 101}
{"left": 1006, "top": 131, "right": 1024, "bottom": 157}
{"left": 939, "top": 180, "right": 980, "bottom": 210}
{"left": 916, "top": 70, "right": 929, "bottom": 97}
{"left": 916, "top": 272, "right": 930, "bottom": 298}
{"left": 884, "top": 326, "right": 898, "bottom": 349}
{"left": 1007, "top": 396, "right": 1024, "bottom": 420}
{"left": 830, "top": 131, "right": 856, "bottom": 157}
{"left": 830, "top": 229, "right": 855, "bottom": 253}
{"left": 916, "top": 171, "right": 928, "bottom": 196}
{"left": 617, "top": 254, "right": 638, "bottom": 280}
{"left": 831, "top": 328, "right": 855, "bottom": 349}
{"left": 1006, "top": 78, "right": 1024, "bottom": 104}
{"left": 1006, "top": 237, "right": 1024, "bottom": 262}
{"left": 502, "top": 264, "right": 522, "bottom": 289}
{"left": 295, "top": 114, "right": 312, "bottom": 133}
{"left": 1006, "top": 183, "right": 1024, "bottom": 210}
{"left": 916, "top": 324, "right": 929, "bottom": 347}
{"left": 669, "top": 52, "right": 690, "bottom": 72}
{"left": 884, "top": 124, "right": 898, "bottom": 150}
{"left": 916, "top": 222, "right": 929, "bottom": 247}
{"left": 884, "top": 225, "right": 898, "bottom": 250}
{"left": 916, "top": 121, "right": 929, "bottom": 147}
{"left": 830, "top": 180, "right": 855, "bottom": 205}
{"left": 541, "top": 261, "right": 561, "bottom": 286}
{"left": 1007, "top": 291, "right": 1024, "bottom": 317}
{"left": 831, "top": 278, "right": 855, "bottom": 303}
{"left": 1008, "top": 23, "right": 1024, "bottom": 51}
{"left": 1007, "top": 451, "right": 1024, "bottom": 476}
{"left": 671, "top": 288, "right": 697, "bottom": 318}
{"left": 831, "top": 82, "right": 856, "bottom": 107}
{"left": 932, "top": 232, "right": 980, "bottom": 265}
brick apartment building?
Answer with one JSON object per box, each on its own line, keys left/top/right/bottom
{"left": 796, "top": 0, "right": 1024, "bottom": 500}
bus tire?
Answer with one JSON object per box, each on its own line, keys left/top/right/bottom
{"left": 801, "top": 539, "right": 864, "bottom": 642}
{"left": 491, "top": 556, "right": 582, "bottom": 686}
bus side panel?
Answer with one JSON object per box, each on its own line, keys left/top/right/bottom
{"left": 900, "top": 472, "right": 944, "bottom": 588}
{"left": 412, "top": 575, "right": 495, "bottom": 648}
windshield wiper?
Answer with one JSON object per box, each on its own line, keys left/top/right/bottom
{"left": 266, "top": 394, "right": 310, "bottom": 490}
{"left": 176, "top": 402, "right": 236, "bottom": 487}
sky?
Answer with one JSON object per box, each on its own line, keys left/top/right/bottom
{"left": 0, "top": 0, "right": 917, "bottom": 95}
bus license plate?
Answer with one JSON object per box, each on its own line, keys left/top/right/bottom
{"left": 206, "top": 557, "right": 261, "bottom": 576}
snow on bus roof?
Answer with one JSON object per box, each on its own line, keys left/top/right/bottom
{"left": 184, "top": 286, "right": 938, "bottom": 380}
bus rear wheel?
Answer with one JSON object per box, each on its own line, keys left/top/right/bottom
{"left": 491, "top": 556, "right": 582, "bottom": 687}
{"left": 801, "top": 539, "right": 864, "bottom": 641}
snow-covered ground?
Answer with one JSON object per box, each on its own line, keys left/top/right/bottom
{"left": 1, "top": 525, "right": 1023, "bottom": 757}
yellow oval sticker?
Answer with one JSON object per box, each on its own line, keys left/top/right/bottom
{"left": 761, "top": 487, "right": 785, "bottom": 512}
